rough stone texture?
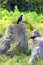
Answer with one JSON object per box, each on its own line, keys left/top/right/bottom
{"left": 0, "top": 24, "right": 28, "bottom": 54}
{"left": 8, "top": 24, "right": 28, "bottom": 54}
{"left": 28, "top": 37, "right": 43, "bottom": 65}
{"left": 28, "top": 30, "right": 43, "bottom": 65}
{"left": 0, "top": 39, "right": 11, "bottom": 54}
{"left": 31, "top": 30, "right": 40, "bottom": 37}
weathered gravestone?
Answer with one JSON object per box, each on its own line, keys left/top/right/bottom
{"left": 0, "top": 39, "right": 11, "bottom": 54}
{"left": 0, "top": 24, "right": 28, "bottom": 54}
{"left": 28, "top": 30, "right": 43, "bottom": 65}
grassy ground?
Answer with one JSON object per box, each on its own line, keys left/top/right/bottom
{"left": 0, "top": 42, "right": 29, "bottom": 65}
{"left": 33, "top": 58, "right": 43, "bottom": 65}
{"left": 0, "top": 53, "right": 43, "bottom": 65}
{"left": 0, "top": 53, "right": 29, "bottom": 65}
{"left": 0, "top": 43, "right": 43, "bottom": 65}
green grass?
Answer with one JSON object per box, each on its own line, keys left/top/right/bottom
{"left": 0, "top": 54, "right": 43, "bottom": 65}
{"left": 0, "top": 7, "right": 43, "bottom": 36}
{"left": 0, "top": 43, "right": 43, "bottom": 65}
{"left": 33, "top": 58, "right": 43, "bottom": 65}
{"left": 0, "top": 43, "right": 29, "bottom": 65}
{"left": 0, "top": 53, "right": 29, "bottom": 65}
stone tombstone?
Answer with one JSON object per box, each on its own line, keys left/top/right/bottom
{"left": 0, "top": 24, "right": 28, "bottom": 54}
{"left": 0, "top": 38, "right": 11, "bottom": 54}
{"left": 28, "top": 38, "right": 43, "bottom": 65}
{"left": 28, "top": 30, "right": 43, "bottom": 65}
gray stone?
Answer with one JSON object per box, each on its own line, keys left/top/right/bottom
{"left": 31, "top": 30, "right": 40, "bottom": 37}
{"left": 28, "top": 30, "right": 43, "bottom": 65}
{"left": 0, "top": 39, "right": 11, "bottom": 54}
{"left": 7, "top": 24, "right": 28, "bottom": 54}
{"left": 0, "top": 24, "right": 28, "bottom": 54}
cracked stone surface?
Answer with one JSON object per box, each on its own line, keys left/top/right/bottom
{"left": 0, "top": 24, "right": 28, "bottom": 54}
{"left": 28, "top": 30, "right": 43, "bottom": 65}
